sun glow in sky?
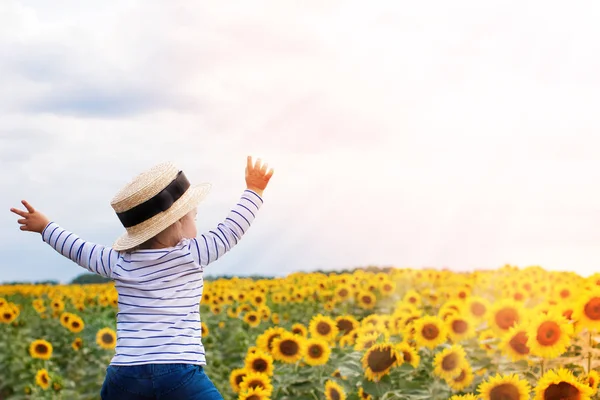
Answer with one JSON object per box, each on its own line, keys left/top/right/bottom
{"left": 2, "top": 1, "right": 600, "bottom": 283}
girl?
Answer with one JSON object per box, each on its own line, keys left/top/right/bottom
{"left": 10, "top": 156, "right": 274, "bottom": 400}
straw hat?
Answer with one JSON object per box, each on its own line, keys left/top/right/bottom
{"left": 110, "top": 162, "right": 211, "bottom": 251}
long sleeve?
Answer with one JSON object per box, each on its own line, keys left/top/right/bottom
{"left": 41, "top": 222, "right": 120, "bottom": 279}
{"left": 189, "top": 189, "right": 263, "bottom": 267}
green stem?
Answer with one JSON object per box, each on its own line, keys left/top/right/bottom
{"left": 588, "top": 330, "right": 593, "bottom": 373}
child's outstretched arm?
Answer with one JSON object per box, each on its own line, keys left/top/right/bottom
{"left": 190, "top": 156, "right": 274, "bottom": 267}
{"left": 10, "top": 201, "right": 118, "bottom": 279}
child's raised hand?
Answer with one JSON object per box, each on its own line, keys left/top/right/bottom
{"left": 245, "top": 156, "right": 274, "bottom": 195}
{"left": 10, "top": 200, "right": 50, "bottom": 234}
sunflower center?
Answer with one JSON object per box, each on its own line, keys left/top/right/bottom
{"left": 248, "top": 379, "right": 265, "bottom": 390}
{"left": 35, "top": 344, "right": 48, "bottom": 354}
{"left": 235, "top": 374, "right": 246, "bottom": 385}
{"left": 255, "top": 296, "right": 262, "bottom": 303}
{"left": 589, "top": 377, "right": 596, "bottom": 387}
{"left": 337, "top": 319, "right": 354, "bottom": 335}
{"left": 454, "top": 369, "right": 466, "bottom": 382}
{"left": 402, "top": 351, "right": 412, "bottom": 362}
{"left": 366, "top": 347, "right": 397, "bottom": 373}
{"left": 584, "top": 298, "right": 600, "bottom": 320}
{"left": 509, "top": 331, "right": 530, "bottom": 355}
{"left": 249, "top": 315, "right": 257, "bottom": 322}
{"left": 309, "top": 344, "right": 323, "bottom": 358}
{"left": 537, "top": 321, "right": 561, "bottom": 346}
{"left": 560, "top": 289, "right": 570, "bottom": 298}
{"left": 458, "top": 291, "right": 467, "bottom": 299}
{"left": 72, "top": 321, "right": 80, "bottom": 328}
{"left": 329, "top": 388, "right": 341, "bottom": 400}
{"left": 338, "top": 289, "right": 349, "bottom": 297}
{"left": 317, "top": 322, "right": 332, "bottom": 335}
{"left": 422, "top": 323, "right": 440, "bottom": 340}
{"left": 495, "top": 307, "right": 519, "bottom": 330}
{"left": 247, "top": 396, "right": 260, "bottom": 400}
{"left": 471, "top": 302, "right": 486, "bottom": 316}
{"left": 267, "top": 334, "right": 280, "bottom": 350}
{"left": 3, "top": 312, "right": 12, "bottom": 320}
{"left": 101, "top": 333, "right": 114, "bottom": 344}
{"left": 252, "top": 359, "right": 267, "bottom": 372}
{"left": 384, "top": 284, "right": 392, "bottom": 291}
{"left": 452, "top": 320, "right": 468, "bottom": 334}
{"left": 490, "top": 383, "right": 520, "bottom": 400}
{"left": 408, "top": 297, "right": 417, "bottom": 304}
{"left": 41, "top": 374, "right": 48, "bottom": 384}
{"left": 563, "top": 309, "right": 574, "bottom": 320}
{"left": 514, "top": 292, "right": 524, "bottom": 301}
{"left": 543, "top": 382, "right": 581, "bottom": 400}
{"left": 442, "top": 353, "right": 459, "bottom": 371}
{"left": 362, "top": 295, "right": 373, "bottom": 304}
{"left": 280, "top": 339, "right": 299, "bottom": 356}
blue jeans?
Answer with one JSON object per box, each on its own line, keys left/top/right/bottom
{"left": 100, "top": 363, "right": 224, "bottom": 400}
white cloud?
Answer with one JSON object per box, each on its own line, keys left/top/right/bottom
{"left": 2, "top": 0, "right": 600, "bottom": 282}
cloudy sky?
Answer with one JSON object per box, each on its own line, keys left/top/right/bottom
{"left": 2, "top": 1, "right": 600, "bottom": 283}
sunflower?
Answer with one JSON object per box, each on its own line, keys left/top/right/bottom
{"left": 534, "top": 368, "right": 593, "bottom": 400}
{"left": 478, "top": 373, "right": 531, "bottom": 400}
{"left": 244, "top": 311, "right": 261, "bottom": 328}
{"left": 1, "top": 307, "right": 17, "bottom": 324}
{"left": 59, "top": 312, "right": 72, "bottom": 328}
{"left": 573, "top": 289, "right": 600, "bottom": 332}
{"left": 50, "top": 298, "right": 64, "bottom": 312}
{"left": 309, "top": 314, "right": 339, "bottom": 342}
{"left": 290, "top": 323, "right": 307, "bottom": 337}
{"left": 396, "top": 342, "right": 420, "bottom": 368}
{"left": 71, "top": 337, "right": 83, "bottom": 351}
{"left": 446, "top": 314, "right": 476, "bottom": 343}
{"left": 336, "top": 315, "right": 359, "bottom": 337}
{"left": 339, "top": 333, "right": 356, "bottom": 348}
{"left": 403, "top": 289, "right": 422, "bottom": 307}
{"left": 362, "top": 343, "right": 401, "bottom": 381}
{"left": 489, "top": 299, "right": 522, "bottom": 334}
{"left": 250, "top": 292, "right": 266, "bottom": 308}
{"left": 244, "top": 351, "right": 274, "bottom": 376}
{"left": 584, "top": 370, "right": 599, "bottom": 395}
{"left": 35, "top": 368, "right": 51, "bottom": 390}
{"left": 357, "top": 290, "right": 377, "bottom": 310}
{"left": 304, "top": 337, "right": 331, "bottom": 366}
{"left": 467, "top": 297, "right": 490, "bottom": 321}
{"left": 500, "top": 324, "right": 530, "bottom": 362}
{"left": 479, "top": 329, "right": 498, "bottom": 354}
{"left": 526, "top": 310, "right": 573, "bottom": 359}
{"left": 325, "top": 380, "right": 347, "bottom": 400}
{"left": 358, "top": 387, "right": 373, "bottom": 400}
{"left": 68, "top": 315, "right": 85, "bottom": 333}
{"left": 227, "top": 306, "right": 238, "bottom": 319}
{"left": 29, "top": 339, "right": 53, "bottom": 360}
{"left": 271, "top": 332, "right": 305, "bottom": 364}
{"left": 96, "top": 327, "right": 116, "bottom": 350}
{"left": 412, "top": 316, "right": 448, "bottom": 349}
{"left": 238, "top": 387, "right": 270, "bottom": 400}
{"left": 433, "top": 345, "right": 467, "bottom": 380}
{"left": 239, "top": 372, "right": 273, "bottom": 397}
{"left": 447, "top": 365, "right": 474, "bottom": 392}
{"left": 334, "top": 284, "right": 353, "bottom": 302}
{"left": 354, "top": 332, "right": 381, "bottom": 351}
{"left": 256, "top": 326, "right": 286, "bottom": 353}
{"left": 229, "top": 368, "right": 247, "bottom": 393}
{"left": 201, "top": 322, "right": 209, "bottom": 337}
{"left": 271, "top": 313, "right": 280, "bottom": 324}
{"left": 380, "top": 280, "right": 396, "bottom": 296}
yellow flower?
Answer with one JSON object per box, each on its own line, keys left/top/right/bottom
{"left": 526, "top": 310, "right": 573, "bottom": 359}
{"left": 413, "top": 316, "right": 448, "bottom": 349}
{"left": 291, "top": 323, "right": 308, "bottom": 337}
{"left": 354, "top": 332, "right": 381, "bottom": 352}
{"left": 309, "top": 314, "right": 339, "bottom": 342}
{"left": 244, "top": 351, "right": 274, "bottom": 376}
{"left": 403, "top": 289, "right": 422, "bottom": 308}
{"left": 534, "top": 368, "right": 593, "bottom": 400}
{"left": 304, "top": 337, "right": 331, "bottom": 366}
{"left": 271, "top": 332, "right": 305, "bottom": 364}
{"left": 238, "top": 387, "right": 270, "bottom": 400}
{"left": 336, "top": 315, "right": 359, "bottom": 337}
{"left": 433, "top": 345, "right": 467, "bottom": 380}
{"left": 256, "top": 326, "right": 286, "bottom": 353}
{"left": 29, "top": 339, "right": 53, "bottom": 360}
{"left": 446, "top": 314, "right": 476, "bottom": 343}
{"left": 229, "top": 368, "right": 247, "bottom": 394}
{"left": 325, "top": 380, "right": 346, "bottom": 400}
{"left": 362, "top": 343, "right": 401, "bottom": 382}
{"left": 466, "top": 296, "right": 490, "bottom": 321}
{"left": 68, "top": 315, "right": 85, "bottom": 333}
{"left": 358, "top": 387, "right": 373, "bottom": 400}
{"left": 489, "top": 299, "right": 522, "bottom": 334}
{"left": 71, "top": 337, "right": 83, "bottom": 351}
{"left": 96, "top": 327, "right": 116, "bottom": 350}
{"left": 500, "top": 324, "right": 531, "bottom": 362}
{"left": 396, "top": 342, "right": 420, "bottom": 368}
{"left": 478, "top": 373, "right": 530, "bottom": 400}
{"left": 35, "top": 368, "right": 51, "bottom": 390}
{"left": 446, "top": 364, "right": 474, "bottom": 392}
{"left": 583, "top": 369, "right": 600, "bottom": 395}
{"left": 201, "top": 322, "right": 209, "bottom": 338}
{"left": 239, "top": 372, "right": 273, "bottom": 397}
{"left": 573, "top": 289, "right": 600, "bottom": 332}
{"left": 357, "top": 290, "right": 377, "bottom": 310}
{"left": 243, "top": 311, "right": 261, "bottom": 328}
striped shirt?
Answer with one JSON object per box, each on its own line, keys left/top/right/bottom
{"left": 41, "top": 189, "right": 263, "bottom": 366}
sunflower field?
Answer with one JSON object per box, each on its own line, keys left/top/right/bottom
{"left": 2, "top": 265, "right": 600, "bottom": 399}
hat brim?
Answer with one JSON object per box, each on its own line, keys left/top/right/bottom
{"left": 112, "top": 183, "right": 211, "bottom": 251}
